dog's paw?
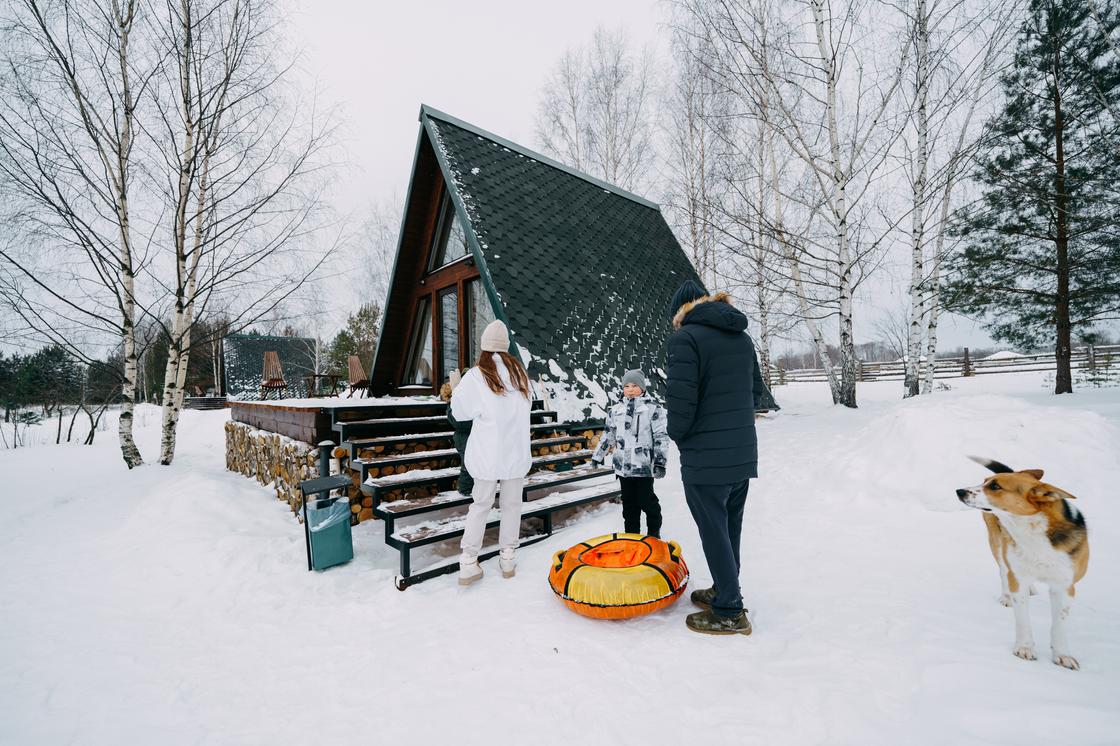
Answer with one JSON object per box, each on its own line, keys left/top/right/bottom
{"left": 1013, "top": 644, "right": 1037, "bottom": 661}
{"left": 1052, "top": 654, "right": 1080, "bottom": 670}
{"left": 999, "top": 593, "right": 1012, "bottom": 607}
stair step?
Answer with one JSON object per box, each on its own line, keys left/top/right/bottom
{"left": 360, "top": 449, "right": 596, "bottom": 497}
{"left": 347, "top": 422, "right": 571, "bottom": 454}
{"left": 337, "top": 409, "right": 561, "bottom": 441}
{"left": 350, "top": 435, "right": 588, "bottom": 475}
{"left": 375, "top": 463, "right": 614, "bottom": 519}
{"left": 389, "top": 481, "right": 621, "bottom": 547}
{"left": 334, "top": 415, "right": 450, "bottom": 440}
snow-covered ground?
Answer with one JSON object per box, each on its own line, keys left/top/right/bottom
{"left": 2, "top": 373, "right": 1119, "bottom": 745}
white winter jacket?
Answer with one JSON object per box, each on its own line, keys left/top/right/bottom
{"left": 450, "top": 354, "right": 531, "bottom": 481}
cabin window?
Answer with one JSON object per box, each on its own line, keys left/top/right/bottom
{"left": 467, "top": 278, "right": 497, "bottom": 364}
{"left": 404, "top": 296, "right": 434, "bottom": 386}
{"left": 439, "top": 286, "right": 459, "bottom": 381}
{"left": 427, "top": 192, "right": 471, "bottom": 271}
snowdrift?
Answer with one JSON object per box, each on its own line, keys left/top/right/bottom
{"left": 812, "top": 394, "right": 1120, "bottom": 511}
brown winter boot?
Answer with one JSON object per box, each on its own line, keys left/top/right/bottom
{"left": 690, "top": 587, "right": 748, "bottom": 614}
{"left": 691, "top": 586, "right": 717, "bottom": 610}
{"left": 685, "top": 609, "right": 752, "bottom": 636}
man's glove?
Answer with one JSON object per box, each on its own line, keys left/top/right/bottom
{"left": 653, "top": 462, "right": 666, "bottom": 479}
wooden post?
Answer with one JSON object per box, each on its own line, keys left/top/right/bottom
{"left": 962, "top": 348, "right": 974, "bottom": 377}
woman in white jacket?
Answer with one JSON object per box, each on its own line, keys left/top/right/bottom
{"left": 450, "top": 320, "right": 531, "bottom": 585}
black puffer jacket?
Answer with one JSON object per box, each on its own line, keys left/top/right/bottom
{"left": 666, "top": 293, "right": 765, "bottom": 485}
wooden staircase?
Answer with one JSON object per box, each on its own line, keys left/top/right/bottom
{"left": 330, "top": 398, "right": 616, "bottom": 588}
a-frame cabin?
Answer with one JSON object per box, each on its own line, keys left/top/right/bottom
{"left": 372, "top": 105, "right": 706, "bottom": 420}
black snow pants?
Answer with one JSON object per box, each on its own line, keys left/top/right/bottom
{"left": 619, "top": 476, "right": 662, "bottom": 538}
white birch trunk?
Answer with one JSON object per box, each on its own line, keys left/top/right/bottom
{"left": 113, "top": 0, "right": 143, "bottom": 468}
{"left": 812, "top": 0, "right": 858, "bottom": 408}
{"left": 921, "top": 37, "right": 996, "bottom": 393}
{"left": 159, "top": 16, "right": 197, "bottom": 465}
{"left": 770, "top": 137, "right": 840, "bottom": 402}
{"left": 905, "top": 0, "right": 930, "bottom": 398}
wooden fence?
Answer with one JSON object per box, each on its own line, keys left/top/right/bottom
{"left": 773, "top": 344, "right": 1120, "bottom": 384}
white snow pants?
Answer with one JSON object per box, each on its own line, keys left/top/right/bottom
{"left": 459, "top": 478, "right": 524, "bottom": 558}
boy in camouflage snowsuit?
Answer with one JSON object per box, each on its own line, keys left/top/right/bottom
{"left": 591, "top": 369, "right": 669, "bottom": 537}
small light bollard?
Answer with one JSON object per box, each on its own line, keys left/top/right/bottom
{"left": 302, "top": 439, "right": 338, "bottom": 571}
{"left": 318, "top": 439, "right": 333, "bottom": 477}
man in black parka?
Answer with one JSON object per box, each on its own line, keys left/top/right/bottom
{"left": 666, "top": 279, "right": 766, "bottom": 635}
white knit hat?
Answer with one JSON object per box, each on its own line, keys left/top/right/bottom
{"left": 480, "top": 320, "right": 510, "bottom": 353}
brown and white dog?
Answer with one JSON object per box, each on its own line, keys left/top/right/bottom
{"left": 956, "top": 457, "right": 1089, "bottom": 670}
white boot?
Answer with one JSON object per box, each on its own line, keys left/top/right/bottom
{"left": 499, "top": 548, "right": 516, "bottom": 579}
{"left": 458, "top": 554, "right": 483, "bottom": 586}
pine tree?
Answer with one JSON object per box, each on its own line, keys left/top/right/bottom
{"left": 946, "top": 0, "right": 1120, "bottom": 393}
{"left": 325, "top": 303, "right": 382, "bottom": 375}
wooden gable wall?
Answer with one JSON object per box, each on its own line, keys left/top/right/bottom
{"left": 371, "top": 129, "right": 480, "bottom": 395}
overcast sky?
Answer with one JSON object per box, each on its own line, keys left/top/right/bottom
{"left": 280, "top": 0, "right": 1002, "bottom": 353}
{"left": 283, "top": 0, "right": 667, "bottom": 214}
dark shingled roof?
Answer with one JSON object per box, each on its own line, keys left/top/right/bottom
{"left": 421, "top": 107, "right": 705, "bottom": 419}
{"left": 223, "top": 333, "right": 316, "bottom": 400}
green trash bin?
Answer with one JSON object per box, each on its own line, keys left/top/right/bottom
{"left": 306, "top": 495, "right": 354, "bottom": 571}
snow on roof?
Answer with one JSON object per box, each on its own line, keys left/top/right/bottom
{"left": 983, "top": 350, "right": 1024, "bottom": 360}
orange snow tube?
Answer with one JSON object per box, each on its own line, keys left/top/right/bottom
{"left": 548, "top": 534, "right": 689, "bottom": 620}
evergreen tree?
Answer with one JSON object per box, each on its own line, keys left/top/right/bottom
{"left": 326, "top": 303, "right": 382, "bottom": 374}
{"left": 0, "top": 353, "right": 22, "bottom": 422}
{"left": 946, "top": 0, "right": 1120, "bottom": 393}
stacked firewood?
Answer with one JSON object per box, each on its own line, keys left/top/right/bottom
{"left": 575, "top": 427, "right": 602, "bottom": 452}
{"left": 224, "top": 420, "right": 606, "bottom": 526}
{"left": 225, "top": 421, "right": 327, "bottom": 517}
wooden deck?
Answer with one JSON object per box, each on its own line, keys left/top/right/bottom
{"left": 228, "top": 397, "right": 446, "bottom": 443}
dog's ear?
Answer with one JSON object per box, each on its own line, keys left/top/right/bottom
{"left": 968, "top": 456, "right": 1015, "bottom": 474}
{"left": 1020, "top": 469, "right": 1044, "bottom": 480}
{"left": 1028, "top": 483, "right": 1077, "bottom": 504}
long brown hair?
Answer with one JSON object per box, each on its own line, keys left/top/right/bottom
{"left": 478, "top": 351, "right": 530, "bottom": 398}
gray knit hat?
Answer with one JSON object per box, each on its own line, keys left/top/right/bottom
{"left": 621, "top": 369, "right": 647, "bottom": 390}
{"left": 480, "top": 320, "right": 510, "bottom": 353}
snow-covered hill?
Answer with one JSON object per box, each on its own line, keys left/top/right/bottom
{"left": 2, "top": 374, "right": 1118, "bottom": 745}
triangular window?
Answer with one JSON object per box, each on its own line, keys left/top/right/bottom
{"left": 427, "top": 190, "right": 471, "bottom": 271}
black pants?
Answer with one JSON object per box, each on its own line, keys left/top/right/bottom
{"left": 684, "top": 479, "right": 749, "bottom": 617}
{"left": 619, "top": 476, "right": 662, "bottom": 538}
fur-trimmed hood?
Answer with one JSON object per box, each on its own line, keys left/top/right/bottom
{"left": 672, "top": 291, "right": 750, "bottom": 332}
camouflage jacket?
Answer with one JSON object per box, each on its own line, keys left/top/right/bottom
{"left": 591, "top": 394, "right": 669, "bottom": 478}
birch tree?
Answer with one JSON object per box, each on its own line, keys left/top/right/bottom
{"left": 0, "top": 0, "right": 149, "bottom": 467}
{"left": 662, "top": 24, "right": 726, "bottom": 287}
{"left": 148, "top": 0, "right": 334, "bottom": 464}
{"left": 902, "top": 0, "right": 932, "bottom": 397}
{"left": 921, "top": 26, "right": 1010, "bottom": 393}
{"left": 678, "top": 0, "right": 912, "bottom": 407}
{"left": 898, "top": 0, "right": 1019, "bottom": 397}
{"left": 535, "top": 27, "right": 656, "bottom": 191}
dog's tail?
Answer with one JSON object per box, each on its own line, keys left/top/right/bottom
{"left": 968, "top": 455, "right": 1015, "bottom": 474}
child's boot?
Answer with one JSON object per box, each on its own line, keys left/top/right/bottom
{"left": 458, "top": 554, "right": 483, "bottom": 586}
{"left": 499, "top": 548, "right": 516, "bottom": 578}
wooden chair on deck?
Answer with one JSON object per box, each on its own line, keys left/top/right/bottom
{"left": 261, "top": 351, "right": 288, "bottom": 399}
{"left": 347, "top": 355, "right": 370, "bottom": 398}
